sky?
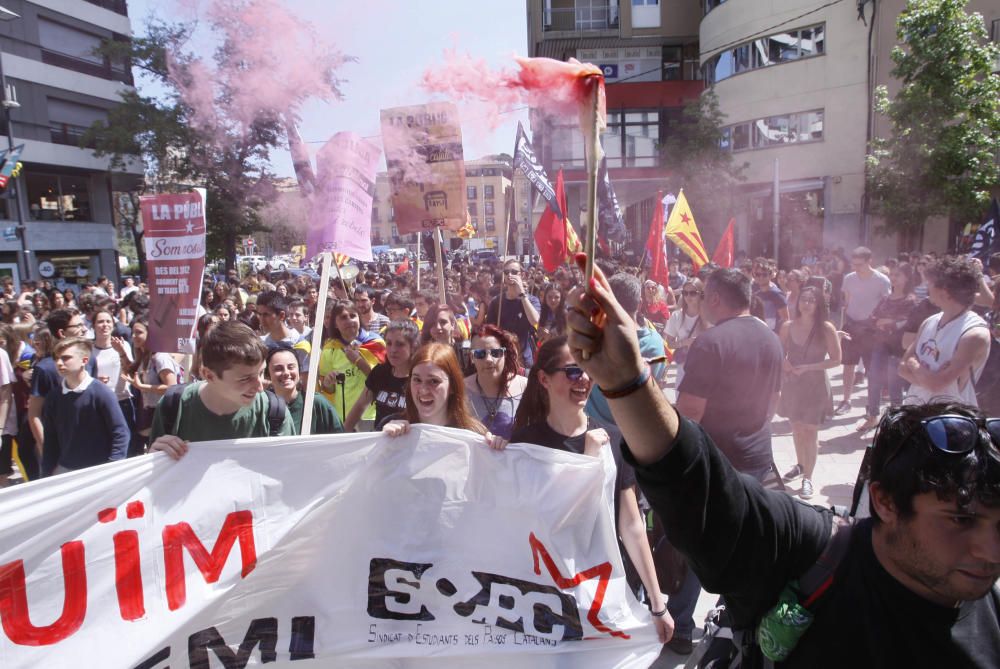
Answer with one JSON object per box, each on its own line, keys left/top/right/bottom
{"left": 126, "top": 0, "right": 531, "bottom": 177}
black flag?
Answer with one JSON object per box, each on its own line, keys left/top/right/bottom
{"left": 513, "top": 122, "right": 563, "bottom": 220}
{"left": 597, "top": 156, "right": 626, "bottom": 242}
{"left": 971, "top": 197, "right": 1000, "bottom": 262}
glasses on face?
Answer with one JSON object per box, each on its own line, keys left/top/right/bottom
{"left": 682, "top": 290, "right": 702, "bottom": 297}
{"left": 881, "top": 414, "right": 1000, "bottom": 472}
{"left": 552, "top": 365, "right": 586, "bottom": 382}
{"left": 503, "top": 269, "right": 521, "bottom": 276}
{"left": 472, "top": 347, "right": 505, "bottom": 360}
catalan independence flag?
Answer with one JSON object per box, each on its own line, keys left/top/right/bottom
{"left": 664, "top": 190, "right": 709, "bottom": 272}
{"left": 333, "top": 252, "right": 351, "bottom": 267}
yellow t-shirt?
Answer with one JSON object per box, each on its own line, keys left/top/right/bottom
{"left": 317, "top": 339, "right": 380, "bottom": 421}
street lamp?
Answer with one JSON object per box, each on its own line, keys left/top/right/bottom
{"left": 0, "top": 6, "right": 27, "bottom": 286}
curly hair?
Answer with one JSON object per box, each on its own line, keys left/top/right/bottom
{"left": 867, "top": 402, "right": 1000, "bottom": 521}
{"left": 924, "top": 256, "right": 981, "bottom": 307}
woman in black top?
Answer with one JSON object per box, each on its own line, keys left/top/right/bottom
{"left": 537, "top": 284, "right": 567, "bottom": 345}
{"left": 510, "top": 336, "right": 673, "bottom": 643}
{"left": 344, "top": 320, "right": 418, "bottom": 431}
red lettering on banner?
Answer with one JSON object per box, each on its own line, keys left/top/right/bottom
{"left": 114, "top": 530, "right": 145, "bottom": 621}
{"left": 528, "top": 532, "right": 628, "bottom": 640}
{"left": 163, "top": 510, "right": 258, "bottom": 611}
{"left": 0, "top": 541, "right": 87, "bottom": 646}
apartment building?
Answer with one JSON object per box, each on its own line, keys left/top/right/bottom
{"left": 527, "top": 0, "right": 704, "bottom": 248}
{"left": 0, "top": 0, "right": 140, "bottom": 288}
{"left": 701, "top": 0, "right": 1000, "bottom": 264}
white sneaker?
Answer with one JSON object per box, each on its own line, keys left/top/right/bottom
{"left": 801, "top": 478, "right": 814, "bottom": 499}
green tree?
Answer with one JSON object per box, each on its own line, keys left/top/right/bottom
{"left": 659, "top": 90, "right": 746, "bottom": 246}
{"left": 867, "top": 0, "right": 1000, "bottom": 241}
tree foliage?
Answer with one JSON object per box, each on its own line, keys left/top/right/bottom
{"left": 867, "top": 0, "right": 1000, "bottom": 236}
{"left": 659, "top": 90, "right": 746, "bottom": 244}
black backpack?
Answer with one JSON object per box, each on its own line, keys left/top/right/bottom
{"left": 158, "top": 384, "right": 288, "bottom": 437}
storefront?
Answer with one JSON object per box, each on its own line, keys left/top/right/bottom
{"left": 33, "top": 252, "right": 103, "bottom": 293}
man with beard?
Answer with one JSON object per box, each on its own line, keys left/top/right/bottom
{"left": 565, "top": 258, "right": 1000, "bottom": 667}
{"left": 354, "top": 285, "right": 390, "bottom": 334}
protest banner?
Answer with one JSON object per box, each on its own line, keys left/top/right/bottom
{"left": 306, "top": 131, "right": 381, "bottom": 262}
{"left": 140, "top": 189, "right": 207, "bottom": 353}
{"left": 380, "top": 102, "right": 467, "bottom": 235}
{"left": 0, "top": 426, "right": 660, "bottom": 668}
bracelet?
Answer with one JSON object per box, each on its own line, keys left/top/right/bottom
{"left": 650, "top": 606, "right": 668, "bottom": 618}
{"left": 599, "top": 365, "right": 651, "bottom": 399}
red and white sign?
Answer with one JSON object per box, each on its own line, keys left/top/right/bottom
{"left": 0, "top": 426, "right": 660, "bottom": 668}
{"left": 140, "top": 189, "right": 206, "bottom": 353}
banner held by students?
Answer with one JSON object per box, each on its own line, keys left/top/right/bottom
{"left": 306, "top": 131, "right": 381, "bottom": 262}
{"left": 0, "top": 426, "right": 660, "bottom": 668}
{"left": 381, "top": 102, "right": 467, "bottom": 235}
{"left": 140, "top": 189, "right": 207, "bottom": 354}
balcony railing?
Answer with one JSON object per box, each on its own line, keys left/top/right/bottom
{"left": 50, "top": 125, "right": 97, "bottom": 150}
{"left": 41, "top": 50, "right": 133, "bottom": 85}
{"left": 544, "top": 5, "right": 619, "bottom": 32}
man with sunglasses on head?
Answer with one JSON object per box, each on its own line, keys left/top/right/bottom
{"left": 485, "top": 258, "right": 540, "bottom": 366}
{"left": 565, "top": 257, "right": 1000, "bottom": 667}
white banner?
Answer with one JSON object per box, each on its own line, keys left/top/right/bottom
{"left": 0, "top": 426, "right": 660, "bottom": 668}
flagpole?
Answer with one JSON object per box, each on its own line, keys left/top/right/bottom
{"left": 583, "top": 81, "right": 600, "bottom": 286}
{"left": 434, "top": 228, "right": 446, "bottom": 305}
{"left": 302, "top": 251, "right": 333, "bottom": 436}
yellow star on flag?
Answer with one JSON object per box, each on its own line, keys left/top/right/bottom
{"left": 664, "top": 190, "right": 709, "bottom": 271}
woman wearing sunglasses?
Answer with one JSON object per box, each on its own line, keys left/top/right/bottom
{"left": 381, "top": 343, "right": 504, "bottom": 449}
{"left": 777, "top": 286, "right": 842, "bottom": 499}
{"left": 663, "top": 278, "right": 708, "bottom": 389}
{"left": 511, "top": 337, "right": 674, "bottom": 644}
{"left": 464, "top": 325, "right": 527, "bottom": 440}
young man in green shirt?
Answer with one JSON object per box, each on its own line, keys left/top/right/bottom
{"left": 150, "top": 321, "right": 294, "bottom": 459}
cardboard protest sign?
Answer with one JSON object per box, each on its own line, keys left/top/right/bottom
{"left": 307, "top": 132, "right": 381, "bottom": 262}
{"left": 0, "top": 426, "right": 660, "bottom": 668}
{"left": 380, "top": 102, "right": 467, "bottom": 235}
{"left": 140, "top": 189, "right": 206, "bottom": 353}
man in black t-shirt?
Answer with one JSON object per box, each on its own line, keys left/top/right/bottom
{"left": 485, "top": 259, "right": 541, "bottom": 367}
{"left": 564, "top": 260, "right": 1000, "bottom": 668}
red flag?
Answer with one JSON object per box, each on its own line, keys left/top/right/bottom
{"left": 534, "top": 169, "right": 572, "bottom": 273}
{"left": 645, "top": 191, "right": 669, "bottom": 288}
{"left": 712, "top": 219, "right": 735, "bottom": 268}
{"left": 395, "top": 256, "right": 410, "bottom": 275}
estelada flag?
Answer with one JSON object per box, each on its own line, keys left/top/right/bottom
{"left": 333, "top": 252, "right": 351, "bottom": 268}
{"left": 664, "top": 190, "right": 709, "bottom": 271}
{"left": 645, "top": 190, "right": 670, "bottom": 288}
{"left": 534, "top": 168, "right": 581, "bottom": 273}
{"left": 712, "top": 218, "right": 736, "bottom": 268}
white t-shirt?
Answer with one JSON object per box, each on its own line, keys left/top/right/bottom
{"left": 94, "top": 343, "right": 133, "bottom": 402}
{"left": 843, "top": 270, "right": 891, "bottom": 322}
{"left": 905, "top": 310, "right": 988, "bottom": 406}
{"left": 0, "top": 348, "right": 16, "bottom": 435}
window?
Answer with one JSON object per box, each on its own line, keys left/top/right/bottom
{"left": 371, "top": 205, "right": 379, "bottom": 221}
{"left": 391, "top": 224, "right": 398, "bottom": 237}
{"left": 575, "top": 0, "right": 616, "bottom": 31}
{"left": 25, "top": 172, "right": 92, "bottom": 221}
{"left": 722, "top": 109, "right": 824, "bottom": 152}
{"left": 550, "top": 124, "right": 587, "bottom": 168}
{"left": 704, "top": 24, "right": 825, "bottom": 84}
{"left": 604, "top": 110, "right": 660, "bottom": 168}
{"left": 486, "top": 218, "right": 496, "bottom": 232}
{"left": 484, "top": 201, "right": 495, "bottom": 216}
{"left": 37, "top": 18, "right": 131, "bottom": 83}
{"left": 467, "top": 186, "right": 477, "bottom": 200}
{"left": 632, "top": 0, "right": 659, "bottom": 29}
{"left": 47, "top": 98, "right": 108, "bottom": 148}
{"left": 484, "top": 185, "right": 494, "bottom": 199}
{"left": 468, "top": 202, "right": 478, "bottom": 216}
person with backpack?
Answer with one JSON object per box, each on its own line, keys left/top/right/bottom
{"left": 565, "top": 255, "right": 999, "bottom": 667}
{"left": 149, "top": 321, "right": 294, "bottom": 459}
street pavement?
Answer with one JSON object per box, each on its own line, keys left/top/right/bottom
{"left": 651, "top": 364, "right": 871, "bottom": 668}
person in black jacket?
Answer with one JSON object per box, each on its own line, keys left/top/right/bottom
{"left": 564, "top": 254, "right": 1000, "bottom": 668}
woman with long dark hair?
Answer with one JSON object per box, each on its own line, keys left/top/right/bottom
{"left": 464, "top": 324, "right": 527, "bottom": 439}
{"left": 511, "top": 337, "right": 673, "bottom": 644}
{"left": 537, "top": 284, "right": 567, "bottom": 344}
{"left": 126, "top": 314, "right": 181, "bottom": 447}
{"left": 777, "top": 286, "right": 842, "bottom": 499}
{"left": 317, "top": 300, "right": 386, "bottom": 422}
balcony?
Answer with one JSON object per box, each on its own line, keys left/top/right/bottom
{"left": 41, "top": 50, "right": 133, "bottom": 86}
{"left": 544, "top": 4, "right": 619, "bottom": 33}
{"left": 50, "top": 125, "right": 97, "bottom": 150}
{"left": 84, "top": 0, "right": 129, "bottom": 16}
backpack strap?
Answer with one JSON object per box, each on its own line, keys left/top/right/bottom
{"left": 799, "top": 514, "right": 855, "bottom": 609}
{"left": 159, "top": 383, "right": 188, "bottom": 436}
{"left": 263, "top": 390, "right": 287, "bottom": 436}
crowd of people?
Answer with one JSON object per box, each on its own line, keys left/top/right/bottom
{"left": 0, "top": 243, "right": 997, "bottom": 664}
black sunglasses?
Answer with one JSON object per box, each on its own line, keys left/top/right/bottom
{"left": 881, "top": 414, "right": 1000, "bottom": 471}
{"left": 472, "top": 347, "right": 505, "bottom": 360}
{"left": 551, "top": 365, "right": 586, "bottom": 382}
{"left": 682, "top": 290, "right": 702, "bottom": 296}
{"left": 503, "top": 269, "right": 521, "bottom": 275}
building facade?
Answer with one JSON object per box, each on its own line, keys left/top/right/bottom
{"left": 701, "top": 0, "right": 1000, "bottom": 265}
{"left": 527, "top": 0, "right": 704, "bottom": 252}
{"left": 0, "top": 0, "right": 141, "bottom": 289}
